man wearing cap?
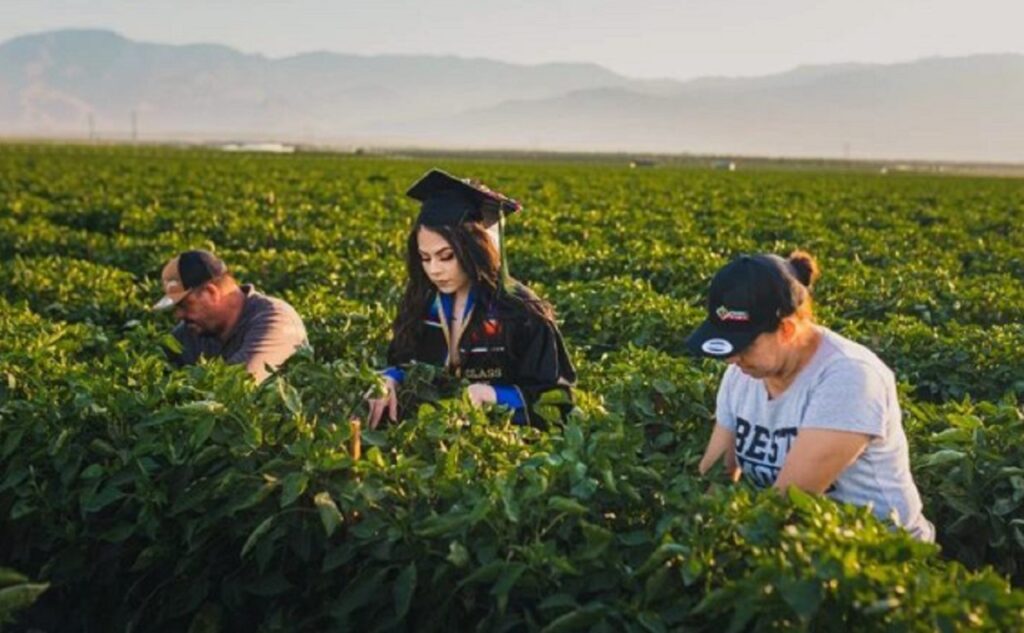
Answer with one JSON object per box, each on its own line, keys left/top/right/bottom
{"left": 153, "top": 250, "right": 308, "bottom": 383}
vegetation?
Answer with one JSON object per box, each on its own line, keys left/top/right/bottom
{"left": 1, "top": 143, "right": 1023, "bottom": 630}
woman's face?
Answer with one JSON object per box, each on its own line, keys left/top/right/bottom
{"left": 725, "top": 326, "right": 789, "bottom": 379}
{"left": 417, "top": 226, "right": 471, "bottom": 295}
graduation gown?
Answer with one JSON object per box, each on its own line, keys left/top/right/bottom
{"left": 384, "top": 284, "right": 576, "bottom": 428}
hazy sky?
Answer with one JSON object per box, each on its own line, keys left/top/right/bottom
{"left": 3, "top": 0, "right": 1023, "bottom": 80}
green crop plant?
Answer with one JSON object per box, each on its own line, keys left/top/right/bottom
{"left": 1, "top": 143, "right": 1023, "bottom": 630}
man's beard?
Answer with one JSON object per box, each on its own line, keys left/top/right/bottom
{"left": 183, "top": 319, "right": 216, "bottom": 337}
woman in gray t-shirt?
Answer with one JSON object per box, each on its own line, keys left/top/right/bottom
{"left": 686, "top": 250, "right": 934, "bottom": 542}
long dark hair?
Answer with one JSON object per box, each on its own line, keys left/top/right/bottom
{"left": 391, "top": 221, "right": 554, "bottom": 359}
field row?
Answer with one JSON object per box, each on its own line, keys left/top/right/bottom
{"left": 1, "top": 144, "right": 1023, "bottom": 630}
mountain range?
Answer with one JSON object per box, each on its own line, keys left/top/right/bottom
{"left": 2, "top": 29, "right": 1022, "bottom": 162}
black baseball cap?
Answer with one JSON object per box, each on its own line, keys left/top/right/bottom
{"left": 152, "top": 250, "right": 228, "bottom": 311}
{"left": 406, "top": 169, "right": 521, "bottom": 228}
{"left": 685, "top": 254, "right": 805, "bottom": 358}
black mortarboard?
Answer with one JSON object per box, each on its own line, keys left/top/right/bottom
{"left": 406, "top": 169, "right": 521, "bottom": 228}
{"left": 406, "top": 169, "right": 522, "bottom": 289}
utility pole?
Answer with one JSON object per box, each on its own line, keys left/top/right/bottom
{"left": 131, "top": 109, "right": 138, "bottom": 142}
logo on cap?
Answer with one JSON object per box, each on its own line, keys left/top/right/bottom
{"left": 702, "top": 338, "right": 734, "bottom": 356}
{"left": 716, "top": 306, "right": 750, "bottom": 322}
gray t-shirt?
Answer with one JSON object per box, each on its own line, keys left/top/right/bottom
{"left": 715, "top": 326, "right": 934, "bottom": 542}
{"left": 171, "top": 285, "right": 308, "bottom": 382}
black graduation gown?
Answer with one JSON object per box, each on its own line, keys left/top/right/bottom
{"left": 385, "top": 284, "right": 576, "bottom": 428}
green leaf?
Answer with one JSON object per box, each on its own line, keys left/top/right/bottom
{"left": 447, "top": 541, "right": 471, "bottom": 568}
{"left": 161, "top": 333, "right": 184, "bottom": 355}
{"left": 49, "top": 428, "right": 70, "bottom": 455}
{"left": 617, "top": 531, "right": 650, "bottom": 547}
{"left": 579, "top": 522, "right": 614, "bottom": 560}
{"left": 0, "top": 569, "right": 28, "bottom": 587}
{"left": 681, "top": 557, "right": 705, "bottom": 586}
{"left": 920, "top": 449, "right": 967, "bottom": 468}
{"left": 651, "top": 378, "right": 676, "bottom": 395}
{"left": 538, "top": 389, "right": 572, "bottom": 405}
{"left": 637, "top": 611, "right": 666, "bottom": 633}
{"left": 79, "top": 463, "right": 104, "bottom": 479}
{"left": 178, "top": 399, "right": 225, "bottom": 416}
{"left": 547, "top": 496, "right": 588, "bottom": 515}
{"left": 322, "top": 544, "right": 356, "bottom": 573}
{"left": 491, "top": 563, "right": 527, "bottom": 614}
{"left": 540, "top": 603, "right": 607, "bottom": 633}
{"left": 456, "top": 561, "right": 506, "bottom": 589}
{"left": 82, "top": 483, "right": 123, "bottom": 513}
{"left": 130, "top": 545, "right": 165, "bottom": 572}
{"left": 244, "top": 573, "right": 292, "bottom": 597}
{"left": 276, "top": 380, "right": 303, "bottom": 416}
{"left": 538, "top": 593, "right": 578, "bottom": 612}
{"left": 564, "top": 425, "right": 584, "bottom": 450}
{"left": 331, "top": 568, "right": 389, "bottom": 623}
{"left": 692, "top": 586, "right": 735, "bottom": 617}
{"left": 365, "top": 446, "right": 386, "bottom": 468}
{"left": 393, "top": 563, "right": 417, "bottom": 620}
{"left": 0, "top": 582, "right": 50, "bottom": 615}
{"left": 191, "top": 415, "right": 216, "bottom": 448}
{"left": 360, "top": 429, "right": 388, "bottom": 447}
{"left": 100, "top": 522, "right": 135, "bottom": 543}
{"left": 1, "top": 430, "right": 24, "bottom": 461}
{"left": 1011, "top": 520, "right": 1024, "bottom": 550}
{"left": 226, "top": 480, "right": 278, "bottom": 515}
{"left": 415, "top": 513, "right": 470, "bottom": 538}
{"left": 635, "top": 543, "right": 687, "bottom": 577}
{"left": 279, "top": 472, "right": 309, "bottom": 508}
{"left": 862, "top": 598, "right": 900, "bottom": 615}
{"left": 499, "top": 480, "right": 520, "bottom": 523}
{"left": 314, "top": 491, "right": 344, "bottom": 537}
{"left": 786, "top": 485, "right": 818, "bottom": 512}
{"left": 241, "top": 515, "right": 275, "bottom": 559}
{"left": 779, "top": 578, "right": 824, "bottom": 621}
{"left": 89, "top": 438, "right": 117, "bottom": 457}
{"left": 533, "top": 404, "right": 562, "bottom": 426}
{"left": 992, "top": 496, "right": 1022, "bottom": 516}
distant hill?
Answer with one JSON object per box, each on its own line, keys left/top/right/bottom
{"left": 2, "top": 29, "right": 1022, "bottom": 162}
{"left": 0, "top": 30, "right": 657, "bottom": 135}
{"left": 393, "top": 55, "right": 1024, "bottom": 162}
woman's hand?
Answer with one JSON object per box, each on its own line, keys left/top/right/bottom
{"left": 466, "top": 383, "right": 497, "bottom": 408}
{"left": 699, "top": 423, "right": 742, "bottom": 483}
{"left": 367, "top": 375, "right": 399, "bottom": 429}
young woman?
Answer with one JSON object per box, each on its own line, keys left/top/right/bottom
{"left": 367, "top": 169, "right": 575, "bottom": 429}
{"left": 689, "top": 251, "right": 934, "bottom": 542}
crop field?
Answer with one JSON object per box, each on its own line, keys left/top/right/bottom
{"left": 1, "top": 143, "right": 1023, "bottom": 631}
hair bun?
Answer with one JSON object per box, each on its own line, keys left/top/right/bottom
{"left": 788, "top": 250, "right": 820, "bottom": 288}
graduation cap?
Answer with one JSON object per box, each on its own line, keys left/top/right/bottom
{"left": 407, "top": 169, "right": 521, "bottom": 227}
{"left": 406, "top": 168, "right": 522, "bottom": 287}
